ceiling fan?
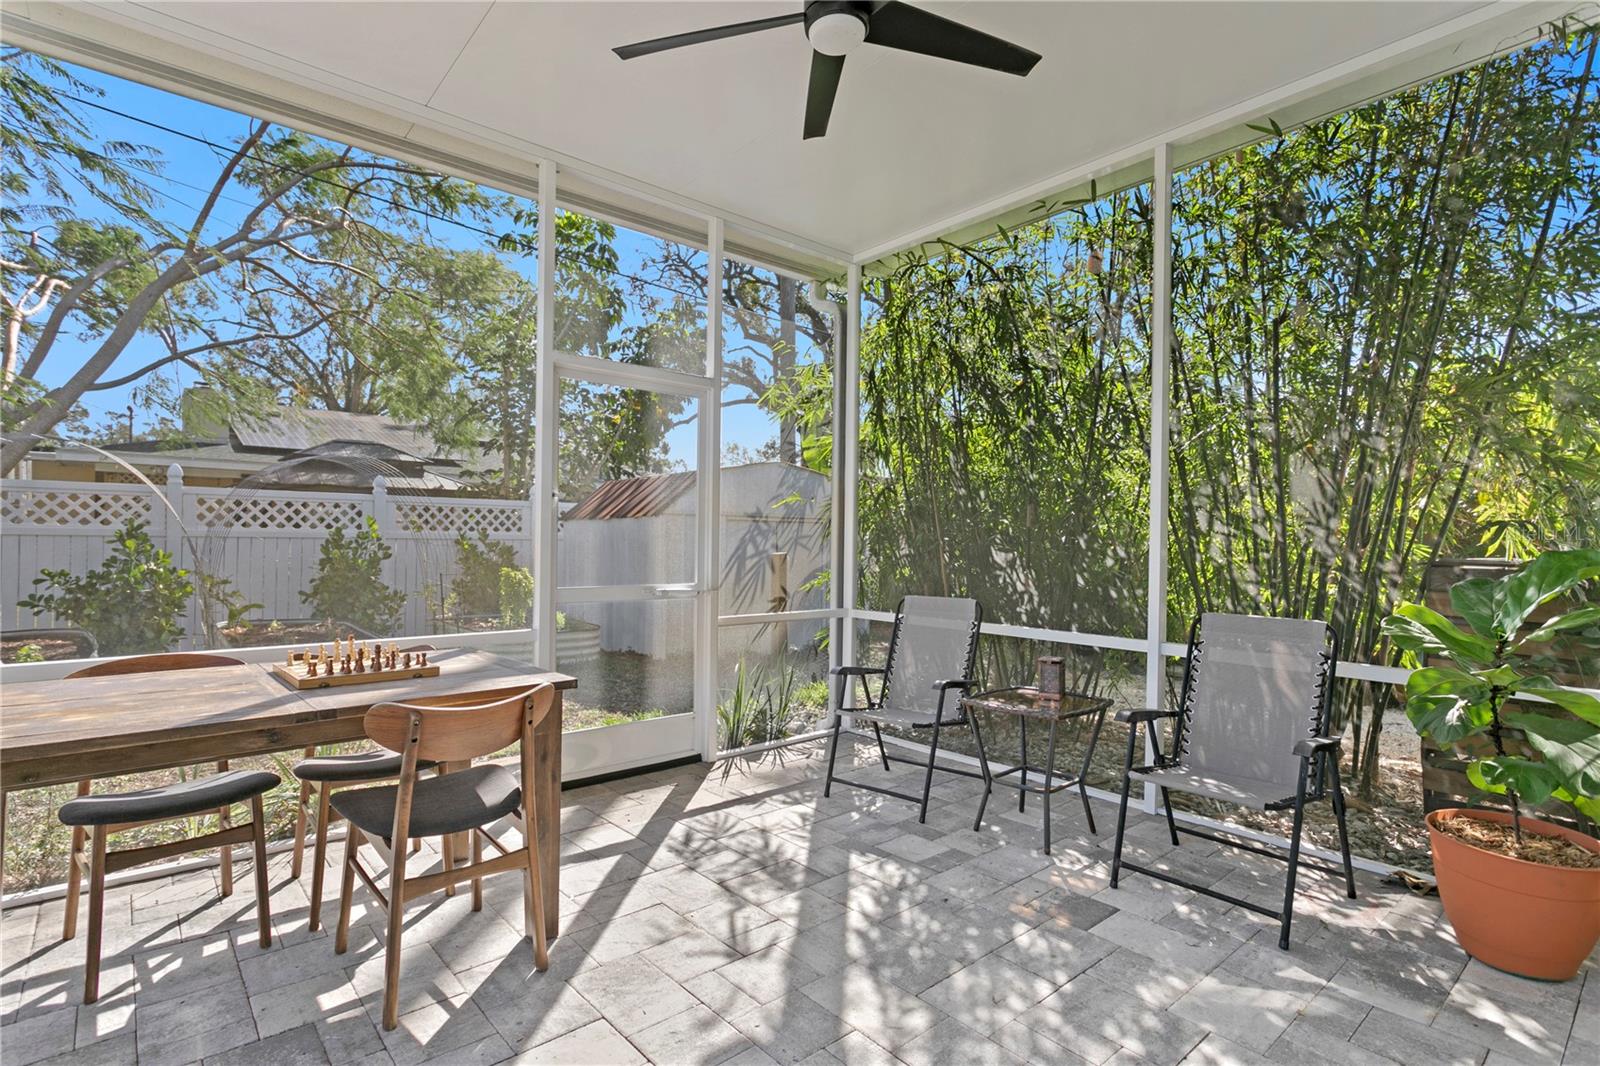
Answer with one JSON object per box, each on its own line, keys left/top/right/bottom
{"left": 612, "top": 1, "right": 1042, "bottom": 139}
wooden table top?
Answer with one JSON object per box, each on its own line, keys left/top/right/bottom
{"left": 1, "top": 648, "right": 575, "bottom": 765}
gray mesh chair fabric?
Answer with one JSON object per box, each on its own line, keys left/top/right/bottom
{"left": 1109, "top": 611, "right": 1354, "bottom": 950}
{"left": 1131, "top": 613, "right": 1329, "bottom": 809}
{"left": 823, "top": 595, "right": 991, "bottom": 826}
{"left": 857, "top": 595, "right": 981, "bottom": 726}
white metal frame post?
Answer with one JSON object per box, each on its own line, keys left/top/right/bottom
{"left": 838, "top": 264, "right": 863, "bottom": 676}
{"left": 1142, "top": 142, "right": 1174, "bottom": 813}
{"left": 533, "top": 159, "right": 559, "bottom": 670}
{"left": 696, "top": 218, "right": 725, "bottom": 760}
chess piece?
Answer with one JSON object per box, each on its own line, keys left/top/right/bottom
{"left": 324, "top": 657, "right": 334, "bottom": 677}
{"left": 403, "top": 652, "right": 412, "bottom": 669}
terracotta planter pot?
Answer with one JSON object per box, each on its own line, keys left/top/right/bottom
{"left": 1426, "top": 808, "right": 1600, "bottom": 981}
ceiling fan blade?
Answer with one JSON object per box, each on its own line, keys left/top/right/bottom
{"left": 614, "top": 11, "right": 805, "bottom": 60}
{"left": 804, "top": 51, "right": 846, "bottom": 140}
{"left": 864, "top": 1, "right": 1040, "bottom": 76}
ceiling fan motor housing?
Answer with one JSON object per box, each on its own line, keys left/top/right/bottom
{"left": 805, "top": 1, "right": 872, "bottom": 57}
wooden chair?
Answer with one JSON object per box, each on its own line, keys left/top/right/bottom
{"left": 59, "top": 767, "right": 278, "bottom": 1003}
{"left": 333, "top": 683, "right": 555, "bottom": 1030}
{"left": 289, "top": 646, "right": 437, "bottom": 932}
{"left": 61, "top": 653, "right": 245, "bottom": 940}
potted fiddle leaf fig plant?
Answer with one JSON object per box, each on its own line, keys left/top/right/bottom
{"left": 1382, "top": 549, "right": 1600, "bottom": 980}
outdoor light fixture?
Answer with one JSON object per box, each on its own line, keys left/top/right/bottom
{"left": 806, "top": 7, "right": 868, "bottom": 56}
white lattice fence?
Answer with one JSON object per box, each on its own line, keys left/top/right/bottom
{"left": 1, "top": 483, "right": 152, "bottom": 529}
{"left": 394, "top": 499, "right": 525, "bottom": 536}
{"left": 2, "top": 474, "right": 533, "bottom": 641}
{"left": 193, "top": 492, "right": 368, "bottom": 531}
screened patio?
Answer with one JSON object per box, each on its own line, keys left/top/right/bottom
{"left": 1, "top": 2, "right": 1597, "bottom": 1065}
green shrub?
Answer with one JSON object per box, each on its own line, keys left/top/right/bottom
{"left": 300, "top": 517, "right": 404, "bottom": 635}
{"left": 19, "top": 518, "right": 193, "bottom": 655}
{"left": 498, "top": 566, "right": 534, "bottom": 629}
{"left": 12, "top": 644, "right": 44, "bottom": 663}
{"left": 453, "top": 532, "right": 517, "bottom": 617}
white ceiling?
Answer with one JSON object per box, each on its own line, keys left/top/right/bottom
{"left": 7, "top": 1, "right": 1547, "bottom": 264}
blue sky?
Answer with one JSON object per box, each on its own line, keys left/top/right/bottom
{"left": 26, "top": 53, "right": 823, "bottom": 473}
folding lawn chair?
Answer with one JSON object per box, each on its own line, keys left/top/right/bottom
{"left": 1109, "top": 612, "right": 1356, "bottom": 948}
{"left": 822, "top": 595, "right": 993, "bottom": 825}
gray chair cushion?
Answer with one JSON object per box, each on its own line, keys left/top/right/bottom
{"left": 59, "top": 770, "right": 281, "bottom": 827}
{"left": 331, "top": 764, "right": 521, "bottom": 841}
{"left": 1130, "top": 766, "right": 1293, "bottom": 811}
{"left": 851, "top": 706, "right": 941, "bottom": 729}
{"left": 293, "top": 750, "right": 437, "bottom": 783}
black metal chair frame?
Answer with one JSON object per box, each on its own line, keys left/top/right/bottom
{"left": 1109, "top": 617, "right": 1357, "bottom": 949}
{"left": 822, "top": 597, "right": 993, "bottom": 826}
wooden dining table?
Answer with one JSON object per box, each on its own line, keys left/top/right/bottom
{"left": 0, "top": 648, "right": 574, "bottom": 936}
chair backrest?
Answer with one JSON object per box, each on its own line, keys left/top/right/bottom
{"left": 881, "top": 595, "right": 982, "bottom": 720}
{"left": 1175, "top": 613, "right": 1335, "bottom": 794}
{"left": 365, "top": 684, "right": 555, "bottom": 764}
{"left": 66, "top": 652, "right": 244, "bottom": 678}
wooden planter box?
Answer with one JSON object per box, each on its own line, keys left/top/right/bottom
{"left": 217, "top": 618, "right": 379, "bottom": 649}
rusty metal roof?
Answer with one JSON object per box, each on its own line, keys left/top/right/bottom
{"left": 565, "top": 471, "right": 696, "bottom": 520}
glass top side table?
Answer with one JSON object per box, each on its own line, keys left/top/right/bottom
{"left": 960, "top": 687, "right": 1112, "bottom": 854}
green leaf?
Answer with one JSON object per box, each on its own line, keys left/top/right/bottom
{"left": 1449, "top": 578, "right": 1503, "bottom": 640}
{"left": 1382, "top": 603, "right": 1499, "bottom": 667}
{"left": 1504, "top": 711, "right": 1600, "bottom": 801}
{"left": 1514, "top": 604, "right": 1600, "bottom": 648}
{"left": 1509, "top": 677, "right": 1600, "bottom": 727}
{"left": 1403, "top": 666, "right": 1493, "bottom": 742}
{"left": 1467, "top": 755, "right": 1562, "bottom": 805}
{"left": 1496, "top": 549, "right": 1600, "bottom": 637}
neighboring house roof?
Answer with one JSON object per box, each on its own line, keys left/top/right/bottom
{"left": 246, "top": 440, "right": 467, "bottom": 493}
{"left": 566, "top": 471, "right": 696, "bottom": 520}
{"left": 28, "top": 404, "right": 491, "bottom": 490}
{"left": 230, "top": 408, "right": 451, "bottom": 460}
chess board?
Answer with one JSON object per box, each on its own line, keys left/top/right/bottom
{"left": 270, "top": 642, "right": 440, "bottom": 689}
{"left": 270, "top": 661, "right": 441, "bottom": 689}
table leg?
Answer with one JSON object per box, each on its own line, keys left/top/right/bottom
{"left": 1079, "top": 709, "right": 1107, "bottom": 835}
{"left": 1018, "top": 718, "right": 1028, "bottom": 813}
{"left": 1042, "top": 719, "right": 1059, "bottom": 855}
{"left": 536, "top": 690, "right": 563, "bottom": 940}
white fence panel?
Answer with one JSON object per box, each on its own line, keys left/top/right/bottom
{"left": 1, "top": 481, "right": 156, "bottom": 630}
{"left": 2, "top": 473, "right": 534, "bottom": 646}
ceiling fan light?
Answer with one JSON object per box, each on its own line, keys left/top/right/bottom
{"left": 809, "top": 11, "right": 868, "bottom": 56}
